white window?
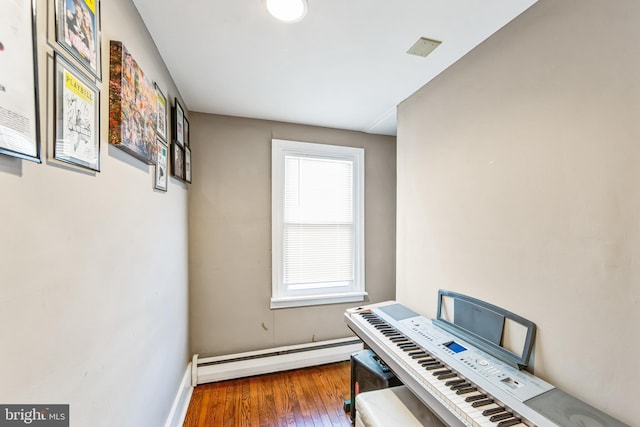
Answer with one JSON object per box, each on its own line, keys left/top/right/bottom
{"left": 271, "top": 139, "right": 366, "bottom": 309}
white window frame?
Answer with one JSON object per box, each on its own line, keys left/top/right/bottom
{"left": 271, "top": 139, "right": 366, "bottom": 309}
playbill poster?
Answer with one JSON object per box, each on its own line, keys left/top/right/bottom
{"left": 55, "top": 57, "right": 99, "bottom": 171}
{"left": 58, "top": 0, "right": 100, "bottom": 77}
{"left": 0, "top": 0, "right": 40, "bottom": 161}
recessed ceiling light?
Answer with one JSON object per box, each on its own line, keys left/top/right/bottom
{"left": 266, "top": 0, "right": 308, "bottom": 23}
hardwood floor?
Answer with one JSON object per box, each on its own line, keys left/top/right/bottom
{"left": 183, "top": 361, "right": 353, "bottom": 427}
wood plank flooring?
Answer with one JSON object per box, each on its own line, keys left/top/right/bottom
{"left": 183, "top": 361, "right": 353, "bottom": 427}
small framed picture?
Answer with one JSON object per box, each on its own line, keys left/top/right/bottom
{"left": 54, "top": 53, "right": 100, "bottom": 172}
{"left": 55, "top": 0, "right": 102, "bottom": 80}
{"left": 172, "top": 98, "right": 184, "bottom": 146}
{"left": 155, "top": 138, "right": 168, "bottom": 191}
{"left": 185, "top": 146, "right": 192, "bottom": 183}
{"left": 171, "top": 142, "right": 185, "bottom": 181}
{"left": 155, "top": 83, "right": 167, "bottom": 141}
{"left": 183, "top": 116, "right": 190, "bottom": 147}
{"left": 0, "top": 0, "right": 42, "bottom": 163}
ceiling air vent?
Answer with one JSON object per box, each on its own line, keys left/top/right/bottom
{"left": 407, "top": 37, "right": 442, "bottom": 58}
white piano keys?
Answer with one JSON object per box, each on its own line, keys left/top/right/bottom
{"left": 354, "top": 311, "right": 529, "bottom": 427}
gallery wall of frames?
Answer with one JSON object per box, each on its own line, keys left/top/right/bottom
{"left": 0, "top": 0, "right": 192, "bottom": 191}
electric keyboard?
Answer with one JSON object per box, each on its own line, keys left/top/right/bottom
{"left": 345, "top": 299, "right": 628, "bottom": 427}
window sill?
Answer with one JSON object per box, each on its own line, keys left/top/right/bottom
{"left": 270, "top": 291, "right": 368, "bottom": 309}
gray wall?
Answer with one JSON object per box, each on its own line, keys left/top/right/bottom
{"left": 0, "top": 1, "right": 189, "bottom": 426}
{"left": 396, "top": 0, "right": 639, "bottom": 424}
{"left": 189, "top": 114, "right": 396, "bottom": 356}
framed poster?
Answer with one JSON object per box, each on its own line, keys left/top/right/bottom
{"left": 54, "top": 54, "right": 100, "bottom": 171}
{"left": 155, "top": 138, "right": 168, "bottom": 191}
{"left": 108, "top": 41, "right": 156, "bottom": 165}
{"left": 0, "top": 0, "right": 41, "bottom": 163}
{"left": 155, "top": 83, "right": 167, "bottom": 141}
{"left": 171, "top": 142, "right": 184, "bottom": 181}
{"left": 172, "top": 98, "right": 184, "bottom": 146}
{"left": 183, "top": 116, "right": 189, "bottom": 147}
{"left": 184, "top": 146, "right": 191, "bottom": 183}
{"left": 55, "top": 0, "right": 102, "bottom": 79}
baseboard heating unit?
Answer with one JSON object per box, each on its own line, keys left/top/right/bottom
{"left": 192, "top": 337, "right": 363, "bottom": 385}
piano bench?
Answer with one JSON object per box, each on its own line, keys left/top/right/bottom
{"left": 355, "top": 386, "right": 446, "bottom": 427}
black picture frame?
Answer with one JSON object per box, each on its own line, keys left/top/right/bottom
{"left": 172, "top": 98, "right": 184, "bottom": 147}
{"left": 183, "top": 116, "right": 190, "bottom": 147}
{"left": 171, "top": 142, "right": 185, "bottom": 181}
{"left": 55, "top": 0, "right": 102, "bottom": 80}
{"left": 54, "top": 53, "right": 101, "bottom": 172}
{"left": 0, "top": 0, "right": 42, "bottom": 163}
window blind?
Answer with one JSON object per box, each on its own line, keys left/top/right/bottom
{"left": 283, "top": 155, "right": 354, "bottom": 288}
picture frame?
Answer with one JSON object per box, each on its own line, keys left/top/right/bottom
{"left": 183, "top": 116, "right": 190, "bottom": 147}
{"left": 155, "top": 138, "right": 168, "bottom": 191}
{"left": 54, "top": 53, "right": 100, "bottom": 172}
{"left": 108, "top": 40, "right": 157, "bottom": 165}
{"left": 184, "top": 146, "right": 192, "bottom": 183}
{"left": 171, "top": 142, "right": 185, "bottom": 181}
{"left": 172, "top": 98, "right": 184, "bottom": 147}
{"left": 55, "top": 0, "right": 102, "bottom": 80}
{"left": 155, "top": 83, "right": 167, "bottom": 141}
{"left": 0, "top": 0, "right": 42, "bottom": 163}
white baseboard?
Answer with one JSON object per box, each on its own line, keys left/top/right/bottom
{"left": 195, "top": 337, "right": 363, "bottom": 385}
{"left": 164, "top": 363, "right": 194, "bottom": 427}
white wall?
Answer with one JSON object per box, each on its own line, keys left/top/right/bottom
{"left": 396, "top": 0, "right": 639, "bottom": 425}
{"left": 0, "top": 0, "right": 189, "bottom": 426}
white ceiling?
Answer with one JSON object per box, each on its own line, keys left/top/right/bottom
{"left": 131, "top": 0, "right": 537, "bottom": 136}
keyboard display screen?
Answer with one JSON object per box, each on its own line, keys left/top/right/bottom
{"left": 446, "top": 341, "right": 467, "bottom": 353}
